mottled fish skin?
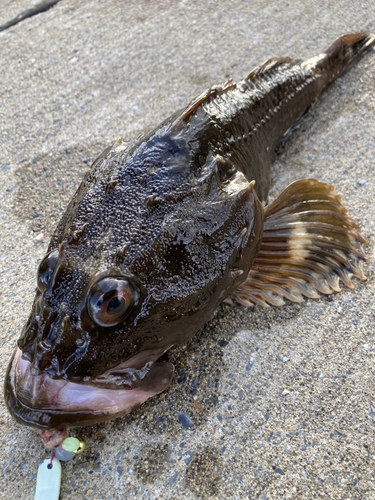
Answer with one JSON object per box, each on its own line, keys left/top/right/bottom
{"left": 4, "top": 33, "right": 373, "bottom": 430}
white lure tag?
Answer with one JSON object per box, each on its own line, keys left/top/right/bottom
{"left": 34, "top": 458, "right": 62, "bottom": 500}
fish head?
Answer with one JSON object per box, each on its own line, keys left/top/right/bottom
{"left": 5, "top": 129, "right": 264, "bottom": 429}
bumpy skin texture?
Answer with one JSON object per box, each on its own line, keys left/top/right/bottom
{"left": 5, "top": 33, "right": 374, "bottom": 429}
{"left": 18, "top": 133, "right": 263, "bottom": 380}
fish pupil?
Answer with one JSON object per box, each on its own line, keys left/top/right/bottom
{"left": 39, "top": 269, "right": 52, "bottom": 287}
{"left": 106, "top": 295, "right": 125, "bottom": 316}
{"left": 87, "top": 276, "right": 141, "bottom": 327}
{"left": 37, "top": 250, "right": 59, "bottom": 291}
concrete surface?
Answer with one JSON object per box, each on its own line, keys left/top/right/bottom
{"left": 0, "top": 1, "right": 374, "bottom": 499}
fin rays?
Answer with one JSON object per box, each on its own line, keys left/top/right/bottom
{"left": 227, "top": 179, "right": 367, "bottom": 308}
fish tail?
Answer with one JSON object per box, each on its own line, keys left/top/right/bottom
{"left": 316, "top": 32, "right": 375, "bottom": 85}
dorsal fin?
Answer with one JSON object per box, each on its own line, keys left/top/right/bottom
{"left": 246, "top": 56, "right": 293, "bottom": 81}
{"left": 171, "top": 57, "right": 293, "bottom": 130}
{"left": 171, "top": 80, "right": 236, "bottom": 129}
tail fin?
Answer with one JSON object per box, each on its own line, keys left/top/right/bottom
{"left": 313, "top": 33, "right": 375, "bottom": 86}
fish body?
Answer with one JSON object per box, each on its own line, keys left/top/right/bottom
{"left": 4, "top": 33, "right": 372, "bottom": 433}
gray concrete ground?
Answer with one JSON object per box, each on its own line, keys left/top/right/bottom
{"left": 0, "top": 1, "right": 374, "bottom": 499}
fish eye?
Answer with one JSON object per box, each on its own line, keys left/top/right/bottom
{"left": 87, "top": 277, "right": 140, "bottom": 327}
{"left": 37, "top": 250, "right": 59, "bottom": 291}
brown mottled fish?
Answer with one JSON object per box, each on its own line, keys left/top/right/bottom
{"left": 4, "top": 33, "right": 373, "bottom": 443}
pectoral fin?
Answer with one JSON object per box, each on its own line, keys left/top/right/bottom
{"left": 227, "top": 179, "right": 367, "bottom": 307}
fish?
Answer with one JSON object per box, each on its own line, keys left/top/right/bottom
{"left": 4, "top": 33, "right": 373, "bottom": 442}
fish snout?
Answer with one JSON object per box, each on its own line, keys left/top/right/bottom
{"left": 18, "top": 304, "right": 85, "bottom": 379}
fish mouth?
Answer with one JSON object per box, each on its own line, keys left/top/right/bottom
{"left": 4, "top": 348, "right": 174, "bottom": 429}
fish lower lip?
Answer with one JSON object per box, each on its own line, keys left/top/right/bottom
{"left": 4, "top": 348, "right": 174, "bottom": 429}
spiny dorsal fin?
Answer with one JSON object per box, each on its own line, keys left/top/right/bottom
{"left": 246, "top": 56, "right": 293, "bottom": 81}
{"left": 226, "top": 179, "right": 367, "bottom": 308}
{"left": 171, "top": 80, "right": 236, "bottom": 129}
